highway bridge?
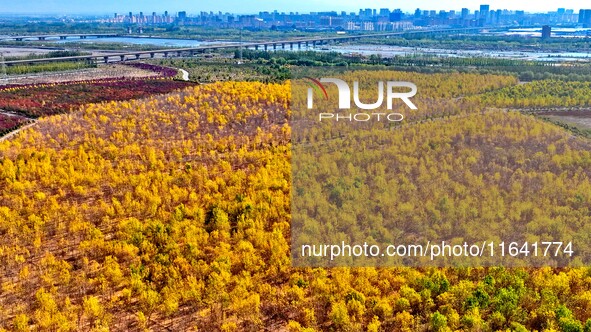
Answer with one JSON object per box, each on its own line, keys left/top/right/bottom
{"left": 1, "top": 28, "right": 482, "bottom": 66}
{"left": 0, "top": 33, "right": 119, "bottom": 41}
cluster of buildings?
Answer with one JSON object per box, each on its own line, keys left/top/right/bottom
{"left": 111, "top": 11, "right": 180, "bottom": 25}
{"left": 105, "top": 6, "right": 591, "bottom": 32}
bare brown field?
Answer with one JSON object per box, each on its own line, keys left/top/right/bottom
{"left": 541, "top": 110, "right": 591, "bottom": 130}
{"left": 0, "top": 64, "right": 159, "bottom": 86}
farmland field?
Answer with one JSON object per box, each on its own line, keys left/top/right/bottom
{"left": 0, "top": 112, "right": 30, "bottom": 135}
{"left": 0, "top": 64, "right": 162, "bottom": 86}
{"left": 0, "top": 79, "right": 195, "bottom": 117}
{"left": 0, "top": 63, "right": 191, "bottom": 136}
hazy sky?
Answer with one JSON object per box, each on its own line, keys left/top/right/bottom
{"left": 0, "top": 0, "right": 589, "bottom": 15}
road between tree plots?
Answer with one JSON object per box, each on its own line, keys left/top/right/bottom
{"left": 0, "top": 120, "right": 36, "bottom": 142}
{"left": 178, "top": 68, "right": 189, "bottom": 81}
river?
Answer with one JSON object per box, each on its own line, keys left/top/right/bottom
{"left": 50, "top": 36, "right": 591, "bottom": 62}
{"left": 55, "top": 36, "right": 238, "bottom": 47}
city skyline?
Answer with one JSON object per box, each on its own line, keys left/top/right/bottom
{"left": 0, "top": 0, "right": 590, "bottom": 15}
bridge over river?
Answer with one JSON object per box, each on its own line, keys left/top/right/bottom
{"left": 1, "top": 28, "right": 481, "bottom": 66}
{"left": 0, "top": 33, "right": 119, "bottom": 41}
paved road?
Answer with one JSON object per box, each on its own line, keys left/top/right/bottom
{"left": 0, "top": 121, "right": 37, "bottom": 142}
{"left": 179, "top": 69, "right": 189, "bottom": 81}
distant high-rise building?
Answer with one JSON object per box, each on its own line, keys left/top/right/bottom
{"left": 541, "top": 25, "right": 551, "bottom": 39}
{"left": 461, "top": 8, "right": 469, "bottom": 20}
{"left": 414, "top": 8, "right": 421, "bottom": 18}
{"left": 557, "top": 8, "right": 565, "bottom": 14}
{"left": 479, "top": 4, "right": 490, "bottom": 24}
{"left": 579, "top": 9, "right": 591, "bottom": 27}
{"left": 359, "top": 8, "right": 368, "bottom": 17}
{"left": 492, "top": 9, "right": 501, "bottom": 24}
{"left": 178, "top": 11, "right": 187, "bottom": 19}
{"left": 514, "top": 10, "right": 525, "bottom": 24}
{"left": 362, "top": 21, "right": 374, "bottom": 31}
{"left": 389, "top": 9, "right": 402, "bottom": 22}
{"left": 379, "top": 8, "right": 390, "bottom": 16}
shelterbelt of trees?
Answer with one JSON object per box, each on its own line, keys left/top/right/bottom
{"left": 1, "top": 73, "right": 591, "bottom": 331}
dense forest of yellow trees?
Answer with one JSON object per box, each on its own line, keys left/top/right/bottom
{"left": 1, "top": 73, "right": 591, "bottom": 331}
{"left": 290, "top": 71, "right": 591, "bottom": 267}
{"left": 469, "top": 80, "right": 591, "bottom": 109}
